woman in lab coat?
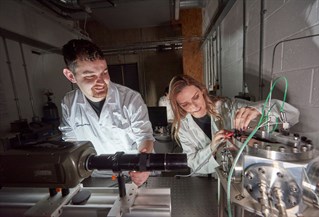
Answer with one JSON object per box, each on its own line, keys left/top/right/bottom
{"left": 168, "top": 75, "right": 299, "bottom": 175}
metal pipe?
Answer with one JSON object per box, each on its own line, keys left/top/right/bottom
{"left": 242, "top": 0, "right": 246, "bottom": 94}
{"left": 204, "top": 40, "right": 209, "bottom": 87}
{"left": 212, "top": 36, "right": 216, "bottom": 89}
{"left": 270, "top": 33, "right": 319, "bottom": 81}
{"left": 258, "top": 0, "right": 265, "bottom": 100}
{"left": 218, "top": 26, "right": 222, "bottom": 95}
{"left": 267, "top": 33, "right": 319, "bottom": 123}
{"left": 273, "top": 188, "right": 288, "bottom": 217}
{"left": 102, "top": 37, "right": 186, "bottom": 55}
{"left": 258, "top": 182, "right": 271, "bottom": 217}
{"left": 207, "top": 37, "right": 212, "bottom": 88}
{"left": 2, "top": 37, "right": 22, "bottom": 120}
{"left": 210, "top": 37, "right": 214, "bottom": 88}
{"left": 19, "top": 42, "right": 37, "bottom": 120}
{"left": 175, "top": 0, "right": 180, "bottom": 20}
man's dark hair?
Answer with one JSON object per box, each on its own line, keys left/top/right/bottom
{"left": 62, "top": 39, "right": 105, "bottom": 72}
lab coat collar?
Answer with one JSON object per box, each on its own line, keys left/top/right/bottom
{"left": 184, "top": 113, "right": 220, "bottom": 133}
{"left": 74, "top": 81, "right": 116, "bottom": 105}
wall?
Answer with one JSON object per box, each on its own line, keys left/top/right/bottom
{"left": 0, "top": 0, "right": 85, "bottom": 134}
{"left": 87, "top": 21, "right": 183, "bottom": 106}
{"left": 220, "top": 0, "right": 244, "bottom": 97}
{"left": 180, "top": 8, "right": 204, "bottom": 82}
{"left": 202, "top": 0, "right": 244, "bottom": 97}
{"left": 219, "top": 0, "right": 319, "bottom": 143}
{"left": 105, "top": 50, "right": 183, "bottom": 106}
{"left": 202, "top": 0, "right": 219, "bottom": 34}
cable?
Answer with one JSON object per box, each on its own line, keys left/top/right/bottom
{"left": 265, "top": 76, "right": 288, "bottom": 132}
{"left": 226, "top": 119, "right": 263, "bottom": 217}
{"left": 226, "top": 76, "right": 288, "bottom": 217}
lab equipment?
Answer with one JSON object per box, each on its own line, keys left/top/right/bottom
{"left": 0, "top": 141, "right": 188, "bottom": 217}
{"left": 216, "top": 129, "right": 319, "bottom": 217}
{"left": 0, "top": 141, "right": 187, "bottom": 188}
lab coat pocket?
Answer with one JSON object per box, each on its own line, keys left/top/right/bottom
{"left": 73, "top": 116, "right": 95, "bottom": 139}
{"left": 111, "top": 112, "right": 130, "bottom": 129}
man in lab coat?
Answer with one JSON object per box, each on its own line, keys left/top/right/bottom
{"left": 59, "top": 39, "right": 154, "bottom": 186}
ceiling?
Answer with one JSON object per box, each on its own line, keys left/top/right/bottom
{"left": 32, "top": 0, "right": 206, "bottom": 29}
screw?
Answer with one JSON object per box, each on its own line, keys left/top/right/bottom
{"left": 290, "top": 185, "right": 298, "bottom": 193}
{"left": 301, "top": 145, "right": 308, "bottom": 152}
{"left": 258, "top": 168, "right": 265, "bottom": 174}
{"left": 292, "top": 147, "right": 299, "bottom": 153}
{"left": 235, "top": 194, "right": 244, "bottom": 200}
{"left": 279, "top": 146, "right": 286, "bottom": 152}
{"left": 245, "top": 171, "right": 254, "bottom": 180}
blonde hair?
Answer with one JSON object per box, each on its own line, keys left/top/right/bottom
{"left": 168, "top": 74, "right": 222, "bottom": 141}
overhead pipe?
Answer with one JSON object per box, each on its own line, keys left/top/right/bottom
{"left": 180, "top": 0, "right": 205, "bottom": 8}
{"left": 101, "top": 37, "right": 187, "bottom": 55}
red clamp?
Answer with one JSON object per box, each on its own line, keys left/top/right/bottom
{"left": 224, "top": 131, "right": 234, "bottom": 139}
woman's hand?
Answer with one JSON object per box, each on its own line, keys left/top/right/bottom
{"left": 211, "top": 130, "right": 228, "bottom": 155}
{"left": 234, "top": 107, "right": 260, "bottom": 130}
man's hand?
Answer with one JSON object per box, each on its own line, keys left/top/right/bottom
{"left": 129, "top": 143, "right": 153, "bottom": 186}
{"left": 129, "top": 171, "right": 150, "bottom": 187}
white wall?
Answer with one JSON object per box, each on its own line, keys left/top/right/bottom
{"left": 202, "top": 0, "right": 219, "bottom": 34}
{"left": 220, "top": 0, "right": 244, "bottom": 97}
{"left": 203, "top": 0, "right": 244, "bottom": 98}
{"left": 217, "top": 0, "right": 319, "bottom": 144}
{"left": 0, "top": 0, "right": 86, "bottom": 134}
{"left": 247, "top": 0, "right": 319, "bottom": 142}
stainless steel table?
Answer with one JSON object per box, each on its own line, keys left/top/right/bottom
{"left": 146, "top": 177, "right": 219, "bottom": 217}
{"left": 83, "top": 176, "right": 219, "bottom": 217}
{"left": 0, "top": 176, "right": 219, "bottom": 217}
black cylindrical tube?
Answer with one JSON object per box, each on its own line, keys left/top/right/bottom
{"left": 86, "top": 152, "right": 188, "bottom": 172}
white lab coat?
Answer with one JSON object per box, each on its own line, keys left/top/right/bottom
{"left": 59, "top": 81, "right": 155, "bottom": 156}
{"left": 178, "top": 98, "right": 300, "bottom": 174}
